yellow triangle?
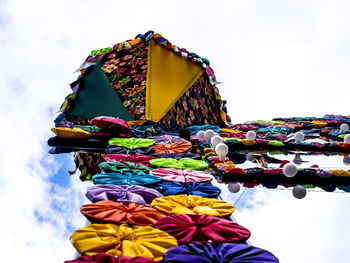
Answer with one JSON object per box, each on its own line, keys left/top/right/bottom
{"left": 146, "top": 39, "right": 204, "bottom": 122}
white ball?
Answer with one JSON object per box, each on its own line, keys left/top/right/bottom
{"left": 246, "top": 131, "right": 256, "bottom": 141}
{"left": 197, "top": 131, "right": 205, "bottom": 141}
{"left": 343, "top": 155, "right": 350, "bottom": 165}
{"left": 292, "top": 185, "right": 307, "bottom": 199}
{"left": 283, "top": 163, "right": 298, "bottom": 177}
{"left": 340, "top": 123, "right": 349, "bottom": 133}
{"left": 204, "top": 129, "right": 215, "bottom": 141}
{"left": 294, "top": 132, "right": 305, "bottom": 142}
{"left": 228, "top": 183, "right": 240, "bottom": 193}
{"left": 246, "top": 152, "right": 255, "bottom": 162}
{"left": 344, "top": 134, "right": 350, "bottom": 144}
{"left": 211, "top": 135, "right": 222, "bottom": 148}
{"left": 215, "top": 143, "right": 228, "bottom": 156}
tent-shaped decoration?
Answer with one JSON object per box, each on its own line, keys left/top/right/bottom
{"left": 56, "top": 31, "right": 229, "bottom": 131}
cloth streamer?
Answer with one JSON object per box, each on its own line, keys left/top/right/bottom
{"left": 155, "top": 182, "right": 221, "bottom": 197}
{"left": 163, "top": 243, "right": 279, "bottom": 262}
{"left": 70, "top": 223, "right": 178, "bottom": 261}
{"left": 92, "top": 172, "right": 162, "bottom": 186}
{"left": 155, "top": 214, "right": 250, "bottom": 243}
{"left": 150, "top": 195, "right": 234, "bottom": 217}
{"left": 152, "top": 141, "right": 192, "bottom": 154}
{"left": 150, "top": 168, "right": 212, "bottom": 183}
{"left": 80, "top": 201, "right": 166, "bottom": 226}
{"left": 149, "top": 158, "right": 208, "bottom": 170}
{"left": 103, "top": 154, "right": 155, "bottom": 167}
{"left": 86, "top": 185, "right": 162, "bottom": 205}
{"left": 99, "top": 162, "right": 152, "bottom": 174}
{"left": 109, "top": 138, "right": 155, "bottom": 149}
{"left": 64, "top": 253, "right": 157, "bottom": 263}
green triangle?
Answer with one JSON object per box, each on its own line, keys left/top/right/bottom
{"left": 68, "top": 65, "right": 134, "bottom": 121}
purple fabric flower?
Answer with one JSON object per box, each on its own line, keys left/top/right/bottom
{"left": 86, "top": 185, "right": 162, "bottom": 206}
{"left": 163, "top": 243, "right": 279, "bottom": 262}
{"left": 148, "top": 135, "right": 186, "bottom": 144}
{"left": 316, "top": 169, "right": 333, "bottom": 178}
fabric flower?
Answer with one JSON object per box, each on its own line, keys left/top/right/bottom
{"left": 155, "top": 214, "right": 250, "bottom": 243}
{"left": 150, "top": 168, "right": 212, "bottom": 183}
{"left": 86, "top": 185, "right": 162, "bottom": 205}
{"left": 155, "top": 182, "right": 221, "bottom": 198}
{"left": 92, "top": 172, "right": 162, "bottom": 186}
{"left": 70, "top": 223, "right": 178, "bottom": 261}
{"left": 152, "top": 141, "right": 192, "bottom": 154}
{"left": 64, "top": 253, "right": 157, "bottom": 263}
{"left": 109, "top": 138, "right": 155, "bottom": 149}
{"left": 99, "top": 161, "right": 152, "bottom": 174}
{"left": 149, "top": 158, "right": 208, "bottom": 170}
{"left": 81, "top": 201, "right": 166, "bottom": 226}
{"left": 150, "top": 195, "right": 234, "bottom": 217}
{"left": 103, "top": 154, "right": 155, "bottom": 167}
{"left": 163, "top": 243, "right": 279, "bottom": 262}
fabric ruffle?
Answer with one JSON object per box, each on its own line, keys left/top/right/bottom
{"left": 92, "top": 172, "right": 162, "bottom": 186}
{"left": 70, "top": 223, "right": 178, "bottom": 261}
{"left": 163, "top": 243, "right": 279, "bottom": 262}
{"left": 81, "top": 201, "right": 166, "bottom": 225}
{"left": 155, "top": 214, "right": 250, "bottom": 243}
{"left": 152, "top": 141, "right": 192, "bottom": 154}
{"left": 103, "top": 154, "right": 155, "bottom": 166}
{"left": 86, "top": 185, "right": 162, "bottom": 205}
{"left": 91, "top": 116, "right": 131, "bottom": 133}
{"left": 109, "top": 138, "right": 155, "bottom": 149}
{"left": 64, "top": 253, "right": 157, "bottom": 263}
{"left": 150, "top": 168, "right": 212, "bottom": 183}
{"left": 150, "top": 195, "right": 234, "bottom": 217}
{"left": 155, "top": 182, "right": 221, "bottom": 197}
{"left": 99, "top": 162, "right": 152, "bottom": 174}
{"left": 149, "top": 158, "right": 208, "bottom": 170}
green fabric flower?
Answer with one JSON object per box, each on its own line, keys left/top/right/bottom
{"left": 150, "top": 158, "right": 208, "bottom": 170}
{"left": 99, "top": 161, "right": 152, "bottom": 174}
{"left": 109, "top": 138, "right": 155, "bottom": 149}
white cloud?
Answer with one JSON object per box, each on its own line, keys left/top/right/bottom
{"left": 1, "top": 0, "right": 350, "bottom": 262}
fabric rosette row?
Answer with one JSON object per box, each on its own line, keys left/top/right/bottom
{"left": 56, "top": 121, "right": 278, "bottom": 262}
{"left": 49, "top": 115, "right": 280, "bottom": 262}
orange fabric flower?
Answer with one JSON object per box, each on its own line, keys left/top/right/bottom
{"left": 81, "top": 200, "right": 166, "bottom": 226}
{"left": 152, "top": 141, "right": 192, "bottom": 154}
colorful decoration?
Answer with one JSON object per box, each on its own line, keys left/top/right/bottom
{"left": 70, "top": 223, "right": 178, "bottom": 260}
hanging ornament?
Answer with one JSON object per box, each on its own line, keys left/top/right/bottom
{"left": 294, "top": 132, "right": 305, "bottom": 142}
{"left": 197, "top": 131, "right": 205, "bottom": 142}
{"left": 246, "top": 131, "right": 256, "bottom": 141}
{"left": 283, "top": 163, "right": 298, "bottom": 177}
{"left": 228, "top": 183, "right": 240, "bottom": 193}
{"left": 211, "top": 135, "right": 222, "bottom": 149}
{"left": 340, "top": 123, "right": 349, "bottom": 133}
{"left": 215, "top": 143, "right": 229, "bottom": 161}
{"left": 292, "top": 185, "right": 307, "bottom": 199}
{"left": 204, "top": 129, "right": 215, "bottom": 142}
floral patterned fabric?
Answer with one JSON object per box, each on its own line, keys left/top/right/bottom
{"left": 101, "top": 42, "right": 148, "bottom": 120}
{"left": 157, "top": 73, "right": 224, "bottom": 131}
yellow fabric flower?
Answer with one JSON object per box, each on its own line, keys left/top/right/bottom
{"left": 150, "top": 195, "right": 234, "bottom": 217}
{"left": 70, "top": 223, "right": 178, "bottom": 261}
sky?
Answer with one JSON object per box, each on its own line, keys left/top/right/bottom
{"left": 0, "top": 0, "right": 349, "bottom": 262}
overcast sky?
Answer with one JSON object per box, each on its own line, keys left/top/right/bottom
{"left": 1, "top": 0, "right": 350, "bottom": 262}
